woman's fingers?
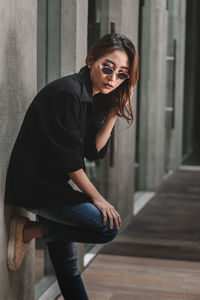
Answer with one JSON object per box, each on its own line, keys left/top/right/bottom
{"left": 107, "top": 211, "right": 114, "bottom": 229}
{"left": 112, "top": 211, "right": 120, "bottom": 229}
{"left": 117, "top": 212, "right": 122, "bottom": 225}
{"left": 107, "top": 208, "right": 121, "bottom": 230}
{"left": 94, "top": 199, "right": 122, "bottom": 229}
{"left": 102, "top": 210, "right": 107, "bottom": 226}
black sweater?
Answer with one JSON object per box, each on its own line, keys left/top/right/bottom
{"left": 4, "top": 65, "right": 110, "bottom": 209}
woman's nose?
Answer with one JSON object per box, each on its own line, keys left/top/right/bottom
{"left": 107, "top": 72, "right": 117, "bottom": 81}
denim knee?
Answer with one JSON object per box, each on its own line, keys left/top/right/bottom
{"left": 100, "top": 225, "right": 119, "bottom": 243}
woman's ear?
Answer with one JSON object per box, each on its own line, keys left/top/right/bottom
{"left": 87, "top": 58, "right": 95, "bottom": 69}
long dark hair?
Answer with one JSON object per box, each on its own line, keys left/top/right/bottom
{"left": 86, "top": 33, "right": 139, "bottom": 125}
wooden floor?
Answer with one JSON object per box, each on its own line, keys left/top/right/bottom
{"left": 57, "top": 170, "right": 200, "bottom": 299}
{"left": 100, "top": 170, "right": 200, "bottom": 262}
{"left": 56, "top": 254, "right": 200, "bottom": 300}
{"left": 81, "top": 254, "right": 200, "bottom": 300}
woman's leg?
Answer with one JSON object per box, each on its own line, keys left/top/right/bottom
{"left": 47, "top": 240, "right": 89, "bottom": 300}
{"left": 31, "top": 201, "right": 119, "bottom": 244}
{"left": 27, "top": 202, "right": 119, "bottom": 300}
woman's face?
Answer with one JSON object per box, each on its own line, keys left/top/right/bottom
{"left": 89, "top": 50, "right": 130, "bottom": 96}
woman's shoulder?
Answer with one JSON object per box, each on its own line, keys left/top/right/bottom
{"left": 33, "top": 65, "right": 92, "bottom": 107}
{"left": 39, "top": 73, "right": 82, "bottom": 98}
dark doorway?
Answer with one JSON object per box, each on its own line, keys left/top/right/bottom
{"left": 182, "top": 0, "right": 200, "bottom": 165}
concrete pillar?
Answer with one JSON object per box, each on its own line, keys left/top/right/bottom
{"left": 61, "top": 0, "right": 88, "bottom": 273}
{"left": 147, "top": 0, "right": 168, "bottom": 188}
{"left": 138, "top": 0, "right": 168, "bottom": 190}
{"left": 108, "top": 0, "right": 139, "bottom": 227}
{"left": 166, "top": 0, "right": 186, "bottom": 169}
{"left": 0, "top": 0, "right": 37, "bottom": 299}
{"left": 61, "top": 0, "right": 88, "bottom": 76}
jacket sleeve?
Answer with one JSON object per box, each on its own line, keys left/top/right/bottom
{"left": 40, "top": 89, "right": 85, "bottom": 174}
{"left": 83, "top": 117, "right": 110, "bottom": 161}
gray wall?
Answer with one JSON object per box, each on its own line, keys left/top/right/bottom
{"left": 138, "top": 0, "right": 168, "bottom": 190}
{"left": 166, "top": 0, "right": 186, "bottom": 169}
{"left": 108, "top": 0, "right": 139, "bottom": 227}
{"left": 61, "top": 0, "right": 89, "bottom": 274}
{"left": 137, "top": 0, "right": 186, "bottom": 190}
{"left": 61, "top": 0, "right": 88, "bottom": 76}
{"left": 0, "top": 1, "right": 37, "bottom": 299}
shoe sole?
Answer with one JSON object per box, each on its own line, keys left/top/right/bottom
{"left": 7, "top": 217, "right": 19, "bottom": 270}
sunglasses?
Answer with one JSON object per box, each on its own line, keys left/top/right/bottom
{"left": 98, "top": 62, "right": 129, "bottom": 80}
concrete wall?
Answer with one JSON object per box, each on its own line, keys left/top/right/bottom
{"left": 61, "top": 0, "right": 88, "bottom": 76}
{"left": 108, "top": 0, "right": 139, "bottom": 227}
{"left": 137, "top": 0, "right": 186, "bottom": 191}
{"left": 61, "top": 0, "right": 89, "bottom": 274}
{"left": 0, "top": 0, "right": 37, "bottom": 299}
{"left": 167, "top": 0, "right": 186, "bottom": 169}
{"left": 138, "top": 0, "right": 168, "bottom": 190}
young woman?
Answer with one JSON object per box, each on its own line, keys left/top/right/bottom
{"left": 5, "top": 33, "right": 139, "bottom": 299}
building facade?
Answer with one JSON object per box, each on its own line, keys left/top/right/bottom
{"left": 1, "top": 0, "right": 199, "bottom": 299}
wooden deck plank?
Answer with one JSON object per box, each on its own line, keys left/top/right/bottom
{"left": 81, "top": 254, "right": 200, "bottom": 300}
{"left": 100, "top": 170, "right": 200, "bottom": 261}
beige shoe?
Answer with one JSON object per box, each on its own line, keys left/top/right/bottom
{"left": 7, "top": 216, "right": 30, "bottom": 271}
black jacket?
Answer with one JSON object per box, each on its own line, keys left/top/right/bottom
{"left": 4, "top": 65, "right": 110, "bottom": 209}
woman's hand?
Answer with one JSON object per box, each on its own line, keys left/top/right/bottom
{"left": 92, "top": 196, "right": 122, "bottom": 230}
{"left": 68, "top": 169, "right": 122, "bottom": 230}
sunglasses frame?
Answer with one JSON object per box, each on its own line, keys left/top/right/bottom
{"left": 98, "top": 62, "right": 129, "bottom": 80}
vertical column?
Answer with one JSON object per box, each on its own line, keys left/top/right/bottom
{"left": 47, "top": 0, "right": 61, "bottom": 83}
{"left": 147, "top": 0, "right": 168, "bottom": 188}
{"left": 138, "top": 0, "right": 168, "bottom": 190}
{"left": 37, "top": 0, "right": 47, "bottom": 91}
{"left": 1, "top": 0, "right": 37, "bottom": 299}
{"left": 107, "top": 0, "right": 140, "bottom": 227}
{"left": 61, "top": 0, "right": 88, "bottom": 272}
{"left": 61, "top": 0, "right": 88, "bottom": 76}
{"left": 166, "top": 0, "right": 186, "bottom": 168}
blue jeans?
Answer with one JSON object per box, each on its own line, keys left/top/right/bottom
{"left": 28, "top": 201, "right": 119, "bottom": 300}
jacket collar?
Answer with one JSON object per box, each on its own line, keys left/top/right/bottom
{"left": 78, "top": 65, "right": 93, "bottom": 102}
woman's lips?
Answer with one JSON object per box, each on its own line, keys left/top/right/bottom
{"left": 104, "top": 83, "right": 113, "bottom": 89}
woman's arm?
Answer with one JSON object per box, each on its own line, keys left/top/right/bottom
{"left": 68, "top": 168, "right": 122, "bottom": 230}
{"left": 95, "top": 110, "right": 118, "bottom": 152}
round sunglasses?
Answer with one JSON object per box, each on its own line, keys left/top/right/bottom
{"left": 98, "top": 62, "right": 129, "bottom": 80}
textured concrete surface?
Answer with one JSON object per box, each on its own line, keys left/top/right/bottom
{"left": 61, "top": 0, "right": 88, "bottom": 76}
{"left": 137, "top": 0, "right": 186, "bottom": 190}
{"left": 166, "top": 0, "right": 186, "bottom": 170}
{"left": 107, "top": 0, "right": 140, "bottom": 229}
{"left": 0, "top": 0, "right": 37, "bottom": 299}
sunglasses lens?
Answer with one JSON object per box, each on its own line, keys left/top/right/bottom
{"left": 118, "top": 73, "right": 128, "bottom": 80}
{"left": 100, "top": 64, "right": 129, "bottom": 80}
{"left": 102, "top": 67, "right": 113, "bottom": 75}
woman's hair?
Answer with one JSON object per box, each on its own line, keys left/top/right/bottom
{"left": 85, "top": 33, "right": 139, "bottom": 125}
